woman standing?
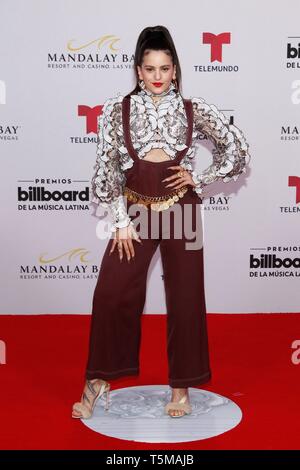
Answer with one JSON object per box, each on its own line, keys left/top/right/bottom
{"left": 72, "top": 25, "right": 250, "bottom": 419}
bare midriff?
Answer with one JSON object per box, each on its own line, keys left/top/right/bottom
{"left": 142, "top": 148, "right": 172, "bottom": 162}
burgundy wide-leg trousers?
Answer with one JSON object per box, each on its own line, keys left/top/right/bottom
{"left": 85, "top": 187, "right": 212, "bottom": 388}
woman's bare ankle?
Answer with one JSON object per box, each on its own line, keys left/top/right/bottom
{"left": 171, "top": 387, "right": 189, "bottom": 400}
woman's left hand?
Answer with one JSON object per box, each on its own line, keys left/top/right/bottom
{"left": 161, "top": 165, "right": 196, "bottom": 189}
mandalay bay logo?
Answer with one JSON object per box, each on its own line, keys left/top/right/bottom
{"left": 19, "top": 248, "right": 100, "bottom": 280}
{"left": 47, "top": 35, "right": 135, "bottom": 70}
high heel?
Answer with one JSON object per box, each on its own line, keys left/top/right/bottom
{"left": 164, "top": 394, "right": 192, "bottom": 418}
{"left": 72, "top": 379, "right": 111, "bottom": 419}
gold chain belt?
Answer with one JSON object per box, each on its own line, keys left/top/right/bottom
{"left": 123, "top": 185, "right": 188, "bottom": 212}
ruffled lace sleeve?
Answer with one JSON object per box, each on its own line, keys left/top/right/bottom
{"left": 190, "top": 97, "right": 251, "bottom": 195}
{"left": 91, "top": 95, "right": 133, "bottom": 232}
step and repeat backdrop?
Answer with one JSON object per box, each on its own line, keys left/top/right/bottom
{"left": 1, "top": 0, "right": 299, "bottom": 314}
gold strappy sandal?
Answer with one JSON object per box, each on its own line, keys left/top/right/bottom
{"left": 164, "top": 394, "right": 192, "bottom": 418}
{"left": 72, "top": 379, "right": 111, "bottom": 419}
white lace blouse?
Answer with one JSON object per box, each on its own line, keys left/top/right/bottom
{"left": 91, "top": 82, "right": 250, "bottom": 232}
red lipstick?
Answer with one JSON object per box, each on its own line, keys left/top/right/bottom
{"left": 152, "top": 82, "right": 163, "bottom": 87}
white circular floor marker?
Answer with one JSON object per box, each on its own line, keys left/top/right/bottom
{"left": 80, "top": 384, "right": 242, "bottom": 443}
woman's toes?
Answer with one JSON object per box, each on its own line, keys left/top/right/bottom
{"left": 171, "top": 409, "right": 182, "bottom": 416}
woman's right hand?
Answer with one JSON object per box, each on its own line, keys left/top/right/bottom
{"left": 109, "top": 222, "right": 142, "bottom": 262}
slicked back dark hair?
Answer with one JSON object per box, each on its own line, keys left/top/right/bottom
{"left": 128, "top": 25, "right": 182, "bottom": 96}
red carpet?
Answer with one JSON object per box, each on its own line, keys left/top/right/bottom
{"left": 0, "top": 313, "right": 299, "bottom": 450}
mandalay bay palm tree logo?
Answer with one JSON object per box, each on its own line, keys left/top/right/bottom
{"left": 39, "top": 248, "right": 91, "bottom": 264}
{"left": 67, "top": 35, "right": 120, "bottom": 52}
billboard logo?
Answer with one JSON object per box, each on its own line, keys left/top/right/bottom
{"left": 287, "top": 42, "right": 300, "bottom": 59}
